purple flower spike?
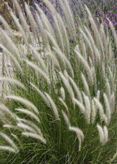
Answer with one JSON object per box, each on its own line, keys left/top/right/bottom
{"left": 108, "top": 11, "right": 112, "bottom": 14}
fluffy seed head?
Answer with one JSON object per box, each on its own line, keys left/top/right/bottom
{"left": 73, "top": 98, "right": 85, "bottom": 113}
{"left": 5, "top": 95, "right": 39, "bottom": 114}
{"left": 60, "top": 87, "right": 65, "bottom": 100}
{"left": 0, "top": 146, "right": 16, "bottom": 153}
{"left": 59, "top": 72, "right": 74, "bottom": 100}
{"left": 97, "top": 124, "right": 104, "bottom": 144}
{"left": 45, "top": 92, "right": 59, "bottom": 120}
{"left": 0, "top": 132, "right": 18, "bottom": 152}
{"left": 62, "top": 110, "right": 71, "bottom": 127}
{"left": 22, "top": 132, "right": 46, "bottom": 144}
{"left": 15, "top": 108, "right": 40, "bottom": 123}
{"left": 69, "top": 126, "right": 84, "bottom": 141}
{"left": 17, "top": 123, "right": 36, "bottom": 133}
{"left": 94, "top": 98, "right": 104, "bottom": 121}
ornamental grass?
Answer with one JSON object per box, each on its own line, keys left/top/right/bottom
{"left": 0, "top": 0, "right": 117, "bottom": 163}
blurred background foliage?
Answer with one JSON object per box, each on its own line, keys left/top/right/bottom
{"left": 0, "top": 0, "right": 32, "bottom": 29}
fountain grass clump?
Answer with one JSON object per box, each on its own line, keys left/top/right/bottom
{"left": 0, "top": 0, "right": 117, "bottom": 163}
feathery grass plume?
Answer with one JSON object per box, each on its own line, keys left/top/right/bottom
{"left": 36, "top": 4, "right": 55, "bottom": 38}
{"left": 0, "top": 29, "right": 20, "bottom": 58}
{"left": 0, "top": 44, "right": 23, "bottom": 73}
{"left": 42, "top": 0, "right": 64, "bottom": 51}
{"left": 47, "top": 51, "right": 61, "bottom": 71}
{"left": 17, "top": 123, "right": 36, "bottom": 133}
{"left": 105, "top": 79, "right": 111, "bottom": 99}
{"left": 10, "top": 10, "right": 28, "bottom": 46}
{"left": 0, "top": 132, "right": 18, "bottom": 152}
{"left": 80, "top": 37, "right": 87, "bottom": 60}
{"left": 108, "top": 41, "right": 114, "bottom": 61}
{"left": 45, "top": 30, "right": 59, "bottom": 50}
{"left": 69, "top": 76, "right": 83, "bottom": 103}
{"left": 103, "top": 93, "right": 111, "bottom": 125}
{"left": 15, "top": 108, "right": 40, "bottom": 123}
{"left": 23, "top": 59, "right": 50, "bottom": 84}
{"left": 53, "top": 15, "right": 64, "bottom": 52}
{"left": 91, "top": 99, "right": 97, "bottom": 124}
{"left": 17, "top": 118, "right": 43, "bottom": 137}
{"left": 82, "top": 92, "right": 91, "bottom": 124}
{"left": 59, "top": 0, "right": 76, "bottom": 40}
{"left": 73, "top": 98, "right": 85, "bottom": 113}
{"left": 64, "top": 70, "right": 69, "bottom": 80}
{"left": 97, "top": 124, "right": 108, "bottom": 145}
{"left": 90, "top": 65, "right": 97, "bottom": 91}
{"left": 59, "top": 72, "right": 74, "bottom": 100}
{"left": 42, "top": 0, "right": 57, "bottom": 18}
{"left": 0, "top": 146, "right": 16, "bottom": 153}
{"left": 108, "top": 67, "right": 115, "bottom": 92}
{"left": 22, "top": 132, "right": 46, "bottom": 144}
{"left": 12, "top": 0, "right": 30, "bottom": 35}
{"left": 0, "top": 77, "right": 26, "bottom": 90}
{"left": 30, "top": 82, "right": 50, "bottom": 107}
{"left": 94, "top": 98, "right": 104, "bottom": 121}
{"left": 35, "top": 11, "right": 48, "bottom": 47}
{"left": 69, "top": 126, "right": 84, "bottom": 151}
{"left": 96, "top": 91, "right": 101, "bottom": 103}
{"left": 89, "top": 57, "right": 93, "bottom": 68}
{"left": 29, "top": 44, "right": 48, "bottom": 74}
{"left": 24, "top": 2, "right": 38, "bottom": 42}
{"left": 56, "top": 13, "right": 70, "bottom": 57}
{"left": 79, "top": 28, "right": 94, "bottom": 62}
{"left": 100, "top": 63, "right": 106, "bottom": 81}
{"left": 62, "top": 110, "right": 71, "bottom": 127}
{"left": 44, "top": 92, "right": 59, "bottom": 120}
{"left": 3, "top": 125, "right": 19, "bottom": 130}
{"left": 59, "top": 97, "right": 69, "bottom": 115}
{"left": 108, "top": 19, "right": 117, "bottom": 48}
{"left": 49, "top": 39, "right": 74, "bottom": 77}
{"left": 60, "top": 87, "right": 65, "bottom": 100}
{"left": 0, "top": 15, "right": 12, "bottom": 35}
{"left": 99, "top": 23, "right": 106, "bottom": 46}
{"left": 110, "top": 93, "right": 115, "bottom": 114}
{"left": 74, "top": 45, "right": 81, "bottom": 67}
{"left": 5, "top": 95, "right": 39, "bottom": 114}
{"left": 84, "top": 26, "right": 95, "bottom": 49}
{"left": 0, "top": 104, "right": 16, "bottom": 119}
{"left": 97, "top": 124, "right": 105, "bottom": 145}
{"left": 103, "top": 126, "right": 108, "bottom": 144}
{"left": 0, "top": 112, "right": 12, "bottom": 124}
{"left": 81, "top": 73, "right": 90, "bottom": 98}
{"left": 84, "top": 5, "right": 104, "bottom": 56}
{"left": 74, "top": 49, "right": 93, "bottom": 84}
{"left": 103, "top": 114, "right": 108, "bottom": 125}
{"left": 93, "top": 45, "right": 101, "bottom": 64}
{"left": 75, "top": 44, "right": 81, "bottom": 53}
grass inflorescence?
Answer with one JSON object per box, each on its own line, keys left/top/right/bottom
{"left": 0, "top": 0, "right": 117, "bottom": 163}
